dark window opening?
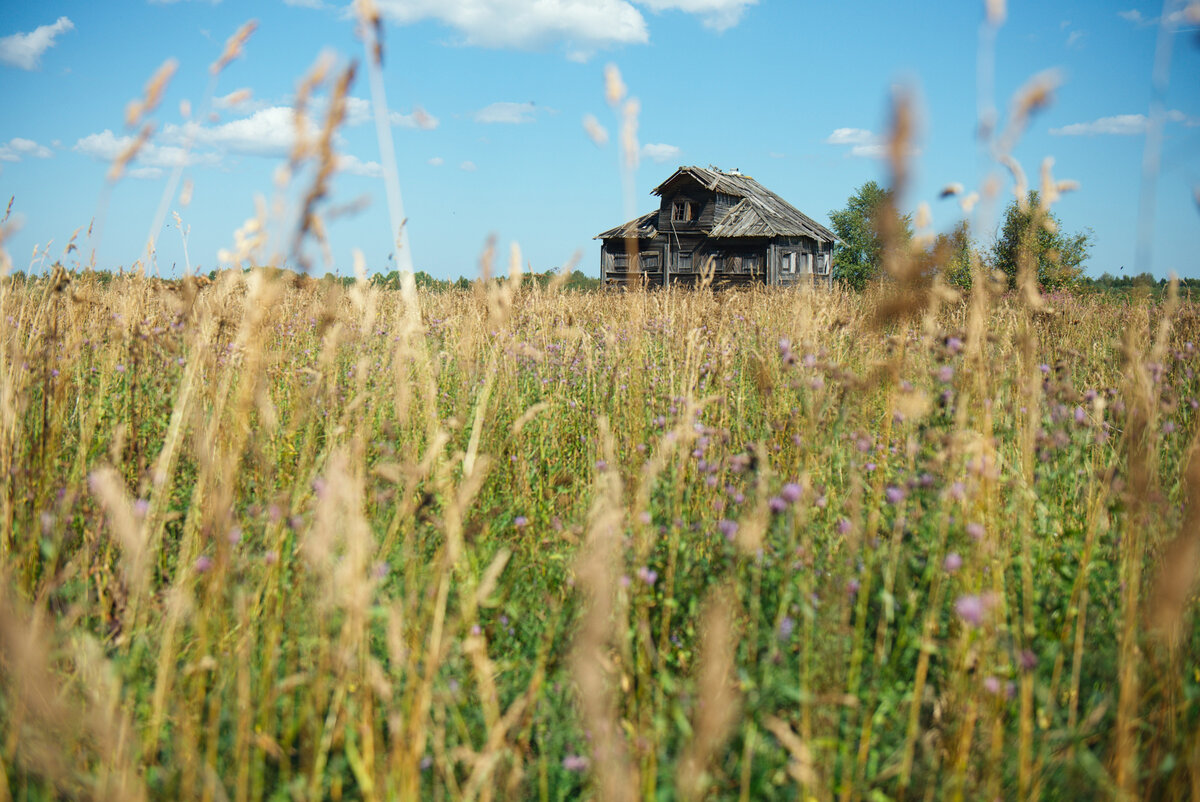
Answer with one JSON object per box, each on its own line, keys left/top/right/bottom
{"left": 672, "top": 200, "right": 696, "bottom": 222}
{"left": 677, "top": 251, "right": 693, "bottom": 269}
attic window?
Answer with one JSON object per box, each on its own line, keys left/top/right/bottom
{"left": 672, "top": 201, "right": 696, "bottom": 222}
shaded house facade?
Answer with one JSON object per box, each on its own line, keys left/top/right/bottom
{"left": 597, "top": 166, "right": 837, "bottom": 288}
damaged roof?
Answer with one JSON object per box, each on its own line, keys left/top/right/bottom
{"left": 597, "top": 166, "right": 837, "bottom": 243}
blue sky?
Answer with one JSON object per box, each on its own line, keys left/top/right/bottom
{"left": 1, "top": 0, "right": 1198, "bottom": 280}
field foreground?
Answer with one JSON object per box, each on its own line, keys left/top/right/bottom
{"left": 2, "top": 272, "right": 1199, "bottom": 800}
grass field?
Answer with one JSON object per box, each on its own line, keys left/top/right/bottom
{"left": 2, "top": 268, "right": 1199, "bottom": 800}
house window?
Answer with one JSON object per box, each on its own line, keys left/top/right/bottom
{"left": 677, "top": 251, "right": 693, "bottom": 270}
{"left": 782, "top": 252, "right": 795, "bottom": 273}
{"left": 613, "top": 253, "right": 628, "bottom": 269}
{"left": 802, "top": 253, "right": 813, "bottom": 274}
{"left": 816, "top": 253, "right": 831, "bottom": 275}
{"left": 672, "top": 201, "right": 695, "bottom": 222}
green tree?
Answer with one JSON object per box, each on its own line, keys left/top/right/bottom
{"left": 927, "top": 220, "right": 976, "bottom": 290}
{"left": 992, "top": 191, "right": 1092, "bottom": 290}
{"left": 828, "top": 180, "right": 913, "bottom": 291}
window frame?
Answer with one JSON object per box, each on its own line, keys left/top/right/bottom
{"left": 672, "top": 200, "right": 695, "bottom": 223}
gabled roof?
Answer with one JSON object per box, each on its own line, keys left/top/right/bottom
{"left": 655, "top": 166, "right": 838, "bottom": 242}
{"left": 596, "top": 166, "right": 837, "bottom": 243}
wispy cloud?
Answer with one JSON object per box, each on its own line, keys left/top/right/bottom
{"left": 343, "top": 97, "right": 439, "bottom": 130}
{"left": 428, "top": 156, "right": 445, "bottom": 166}
{"left": 1050, "top": 110, "right": 1198, "bottom": 136}
{"left": 0, "top": 17, "right": 74, "bottom": 70}
{"left": 825, "top": 128, "right": 874, "bottom": 146}
{"left": 825, "top": 127, "right": 919, "bottom": 159}
{"left": 1118, "top": 7, "right": 1199, "bottom": 29}
{"left": 826, "top": 128, "right": 880, "bottom": 158}
{"left": 637, "top": 0, "right": 757, "bottom": 32}
{"left": 641, "top": 142, "right": 681, "bottom": 163}
{"left": 0, "top": 137, "right": 53, "bottom": 162}
{"left": 460, "top": 160, "right": 477, "bottom": 172}
{"left": 374, "top": 0, "right": 648, "bottom": 55}
{"left": 474, "top": 101, "right": 538, "bottom": 124}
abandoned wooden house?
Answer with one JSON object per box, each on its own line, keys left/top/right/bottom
{"left": 596, "top": 165, "right": 837, "bottom": 288}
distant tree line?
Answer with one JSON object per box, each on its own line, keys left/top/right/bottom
{"left": 2, "top": 266, "right": 603, "bottom": 292}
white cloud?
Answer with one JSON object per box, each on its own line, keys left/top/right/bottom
{"left": 1066, "top": 29, "right": 1084, "bottom": 48}
{"left": 825, "top": 128, "right": 874, "bottom": 145}
{"left": 284, "top": 0, "right": 327, "bottom": 7}
{"left": 0, "top": 17, "right": 74, "bottom": 70}
{"left": 336, "top": 154, "right": 383, "bottom": 178}
{"left": 161, "top": 106, "right": 314, "bottom": 157}
{"left": 375, "top": 0, "right": 648, "bottom": 53}
{"left": 1050, "top": 110, "right": 1198, "bottom": 136}
{"left": 392, "top": 106, "right": 439, "bottom": 129}
{"left": 428, "top": 156, "right": 444, "bottom": 166}
{"left": 342, "top": 96, "right": 439, "bottom": 129}
{"left": 1119, "top": 8, "right": 1199, "bottom": 29}
{"left": 460, "top": 160, "right": 477, "bottom": 172}
{"left": 1050, "top": 114, "right": 1147, "bottom": 136}
{"left": 0, "top": 137, "right": 53, "bottom": 162}
{"left": 74, "top": 129, "right": 217, "bottom": 169}
{"left": 636, "top": 0, "right": 757, "bottom": 32}
{"left": 474, "top": 101, "right": 538, "bottom": 124}
{"left": 849, "top": 143, "right": 887, "bottom": 158}
{"left": 825, "top": 127, "right": 919, "bottom": 160}
{"left": 641, "top": 142, "right": 680, "bottom": 163}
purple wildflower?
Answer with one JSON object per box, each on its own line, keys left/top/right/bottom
{"left": 718, "top": 519, "right": 738, "bottom": 541}
{"left": 966, "top": 522, "right": 985, "bottom": 541}
{"left": 955, "top": 594, "right": 985, "bottom": 627}
{"left": 884, "top": 486, "right": 905, "bottom": 505}
{"left": 194, "top": 555, "right": 213, "bottom": 574}
{"left": 636, "top": 566, "right": 658, "bottom": 586}
{"left": 778, "top": 616, "right": 795, "bottom": 640}
{"left": 943, "top": 552, "right": 963, "bottom": 573}
{"left": 562, "top": 755, "right": 589, "bottom": 772}
{"left": 1019, "top": 649, "right": 1037, "bottom": 671}
{"left": 780, "top": 482, "right": 803, "bottom": 503}
{"left": 514, "top": 515, "right": 529, "bottom": 528}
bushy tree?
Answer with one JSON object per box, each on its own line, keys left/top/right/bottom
{"left": 992, "top": 191, "right": 1092, "bottom": 290}
{"left": 829, "top": 180, "right": 913, "bottom": 291}
{"left": 925, "top": 220, "right": 976, "bottom": 290}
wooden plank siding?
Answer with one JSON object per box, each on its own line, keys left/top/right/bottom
{"left": 599, "top": 166, "right": 838, "bottom": 289}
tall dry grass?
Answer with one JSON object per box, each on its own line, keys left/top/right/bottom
{"left": 2, "top": 267, "right": 1199, "bottom": 800}
{"left": 2, "top": 2, "right": 1200, "bottom": 799}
